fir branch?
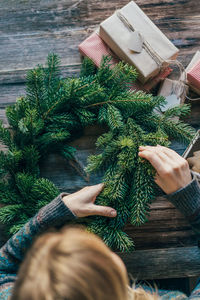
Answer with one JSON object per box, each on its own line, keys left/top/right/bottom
{"left": 85, "top": 98, "right": 151, "bottom": 108}
{"left": 31, "top": 178, "right": 59, "bottom": 204}
{"left": 163, "top": 104, "right": 191, "bottom": 118}
{"left": 161, "top": 119, "right": 195, "bottom": 144}
{"left": 46, "top": 53, "right": 61, "bottom": 88}
{"left": 0, "top": 121, "right": 13, "bottom": 149}
{"left": 0, "top": 204, "right": 25, "bottom": 224}
{"left": 106, "top": 105, "right": 124, "bottom": 130}
{"left": 80, "top": 57, "right": 97, "bottom": 77}
{"left": 129, "top": 161, "right": 156, "bottom": 226}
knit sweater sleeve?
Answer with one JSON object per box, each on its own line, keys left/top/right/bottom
{"left": 166, "top": 172, "right": 200, "bottom": 237}
{"left": 0, "top": 193, "right": 76, "bottom": 300}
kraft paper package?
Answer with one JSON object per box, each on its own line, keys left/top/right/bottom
{"left": 100, "top": 1, "right": 179, "bottom": 83}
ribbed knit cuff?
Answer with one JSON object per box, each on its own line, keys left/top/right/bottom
{"left": 37, "top": 193, "right": 76, "bottom": 228}
{"left": 166, "top": 176, "right": 200, "bottom": 217}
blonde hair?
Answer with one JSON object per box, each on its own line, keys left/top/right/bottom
{"left": 11, "top": 226, "right": 158, "bottom": 300}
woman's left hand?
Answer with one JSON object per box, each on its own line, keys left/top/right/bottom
{"left": 62, "top": 184, "right": 117, "bottom": 218}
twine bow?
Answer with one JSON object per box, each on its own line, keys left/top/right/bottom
{"left": 169, "top": 59, "right": 200, "bottom": 102}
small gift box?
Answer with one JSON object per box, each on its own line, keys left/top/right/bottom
{"left": 186, "top": 51, "right": 200, "bottom": 73}
{"left": 99, "top": 1, "right": 179, "bottom": 83}
{"left": 187, "top": 58, "right": 200, "bottom": 95}
{"left": 158, "top": 78, "right": 188, "bottom": 110}
{"left": 79, "top": 31, "right": 172, "bottom": 92}
{"left": 78, "top": 31, "right": 118, "bottom": 67}
{"left": 180, "top": 50, "right": 200, "bottom": 82}
{"left": 144, "top": 67, "right": 172, "bottom": 91}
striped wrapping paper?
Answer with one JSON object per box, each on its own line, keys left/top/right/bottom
{"left": 79, "top": 32, "right": 172, "bottom": 92}
{"left": 79, "top": 32, "right": 119, "bottom": 67}
{"left": 187, "top": 59, "right": 200, "bottom": 94}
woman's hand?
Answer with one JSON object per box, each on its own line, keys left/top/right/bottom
{"left": 138, "top": 145, "right": 192, "bottom": 194}
{"left": 62, "top": 183, "right": 117, "bottom": 218}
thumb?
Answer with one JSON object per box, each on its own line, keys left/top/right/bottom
{"left": 90, "top": 204, "right": 117, "bottom": 218}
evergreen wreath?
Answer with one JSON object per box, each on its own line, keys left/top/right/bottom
{"left": 0, "top": 54, "right": 195, "bottom": 251}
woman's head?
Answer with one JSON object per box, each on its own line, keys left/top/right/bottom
{"left": 11, "top": 226, "right": 129, "bottom": 300}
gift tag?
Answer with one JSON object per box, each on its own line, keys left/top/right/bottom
{"left": 128, "top": 31, "right": 144, "bottom": 53}
{"left": 162, "top": 93, "right": 180, "bottom": 112}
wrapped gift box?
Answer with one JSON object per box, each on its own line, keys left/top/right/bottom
{"left": 144, "top": 67, "right": 172, "bottom": 91}
{"left": 99, "top": 1, "right": 179, "bottom": 83}
{"left": 180, "top": 51, "right": 200, "bottom": 81}
{"left": 179, "top": 51, "right": 200, "bottom": 100}
{"left": 186, "top": 51, "right": 200, "bottom": 73}
{"left": 79, "top": 31, "right": 118, "bottom": 67}
{"left": 79, "top": 31, "right": 172, "bottom": 92}
{"left": 187, "top": 58, "right": 200, "bottom": 95}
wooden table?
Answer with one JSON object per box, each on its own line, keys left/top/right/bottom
{"left": 1, "top": 0, "right": 200, "bottom": 280}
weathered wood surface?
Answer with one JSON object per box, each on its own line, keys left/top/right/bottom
{"left": 0, "top": 0, "right": 200, "bottom": 278}
{"left": 119, "top": 246, "right": 200, "bottom": 279}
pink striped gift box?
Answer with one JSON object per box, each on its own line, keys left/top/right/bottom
{"left": 79, "top": 32, "right": 118, "bottom": 67}
{"left": 187, "top": 59, "right": 200, "bottom": 95}
{"left": 79, "top": 32, "right": 172, "bottom": 92}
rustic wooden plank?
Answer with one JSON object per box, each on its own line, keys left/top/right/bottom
{"left": 127, "top": 229, "right": 197, "bottom": 250}
{"left": 184, "top": 102, "right": 200, "bottom": 127}
{"left": 0, "top": 65, "right": 82, "bottom": 85}
{"left": 0, "top": 84, "right": 25, "bottom": 107}
{"left": 0, "top": 0, "right": 87, "bottom": 83}
{"left": 0, "top": 0, "right": 89, "bottom": 34}
{"left": 2, "top": 0, "right": 199, "bottom": 36}
{"left": 119, "top": 246, "right": 200, "bottom": 279}
{"left": 0, "top": 109, "right": 9, "bottom": 127}
{"left": 0, "top": 0, "right": 200, "bottom": 85}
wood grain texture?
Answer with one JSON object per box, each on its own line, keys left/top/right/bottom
{"left": 119, "top": 246, "right": 200, "bottom": 279}
{"left": 0, "top": 0, "right": 200, "bottom": 278}
{"left": 0, "top": 0, "right": 200, "bottom": 85}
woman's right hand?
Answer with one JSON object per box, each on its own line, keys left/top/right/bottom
{"left": 138, "top": 145, "right": 192, "bottom": 194}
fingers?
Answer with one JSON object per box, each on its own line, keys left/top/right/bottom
{"left": 140, "top": 145, "right": 182, "bottom": 162}
{"left": 90, "top": 205, "right": 117, "bottom": 218}
{"left": 138, "top": 147, "right": 166, "bottom": 175}
{"left": 139, "top": 145, "right": 187, "bottom": 175}
{"left": 160, "top": 147, "right": 188, "bottom": 167}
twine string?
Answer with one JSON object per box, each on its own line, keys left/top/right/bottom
{"left": 116, "top": 10, "right": 165, "bottom": 69}
{"left": 166, "top": 59, "right": 200, "bottom": 101}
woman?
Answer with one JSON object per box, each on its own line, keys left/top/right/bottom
{"left": 0, "top": 145, "right": 200, "bottom": 300}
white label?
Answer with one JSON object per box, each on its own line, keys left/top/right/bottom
{"left": 162, "top": 94, "right": 180, "bottom": 111}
